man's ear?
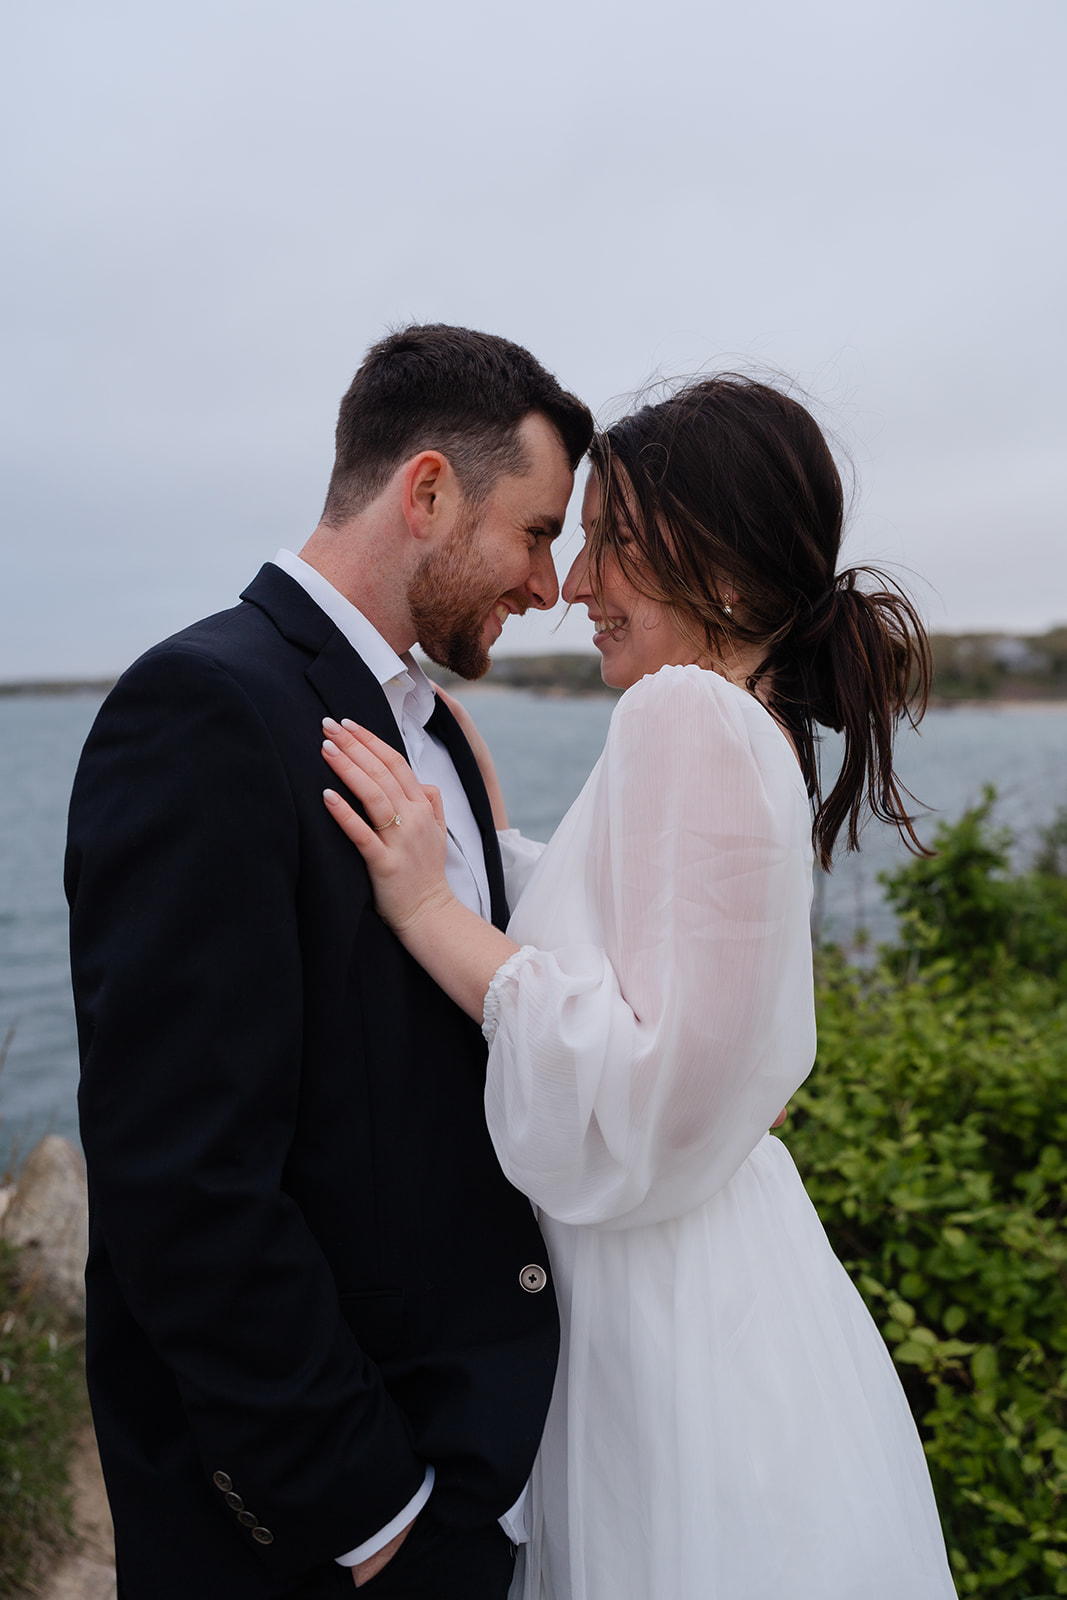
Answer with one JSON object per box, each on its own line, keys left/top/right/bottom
{"left": 400, "top": 450, "right": 463, "bottom": 544}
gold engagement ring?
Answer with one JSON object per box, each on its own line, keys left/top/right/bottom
{"left": 373, "top": 812, "right": 402, "bottom": 831}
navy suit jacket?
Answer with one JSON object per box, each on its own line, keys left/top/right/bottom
{"left": 65, "top": 565, "right": 558, "bottom": 1599}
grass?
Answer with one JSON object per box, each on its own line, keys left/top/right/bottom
{"left": 0, "top": 1239, "right": 88, "bottom": 1596}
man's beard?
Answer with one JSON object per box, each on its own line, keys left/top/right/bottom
{"left": 407, "top": 514, "right": 522, "bottom": 680}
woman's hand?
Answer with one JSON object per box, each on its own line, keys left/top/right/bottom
{"left": 321, "top": 718, "right": 454, "bottom": 936}
{"left": 321, "top": 716, "right": 521, "bottom": 1024}
{"left": 433, "top": 686, "right": 509, "bottom": 830}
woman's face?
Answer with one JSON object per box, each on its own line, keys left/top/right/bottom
{"left": 561, "top": 473, "right": 700, "bottom": 691}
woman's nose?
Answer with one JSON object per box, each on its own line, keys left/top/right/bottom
{"left": 561, "top": 547, "right": 590, "bottom": 605}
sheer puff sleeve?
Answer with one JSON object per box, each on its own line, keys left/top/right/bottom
{"left": 483, "top": 665, "right": 817, "bottom": 1229}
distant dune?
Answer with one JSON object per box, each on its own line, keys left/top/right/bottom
{"left": 0, "top": 679, "right": 118, "bottom": 698}
{"left": 3, "top": 627, "right": 1066, "bottom": 702}
{"left": 928, "top": 626, "right": 1067, "bottom": 704}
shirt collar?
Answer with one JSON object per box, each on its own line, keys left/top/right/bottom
{"left": 271, "top": 549, "right": 437, "bottom": 726}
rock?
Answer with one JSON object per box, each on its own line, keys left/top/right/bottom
{"left": 36, "top": 1554, "right": 117, "bottom": 1600}
{"left": 34, "top": 1426, "right": 117, "bottom": 1600}
{"left": 68, "top": 1423, "right": 115, "bottom": 1568}
{"left": 1, "top": 1135, "right": 88, "bottom": 1315}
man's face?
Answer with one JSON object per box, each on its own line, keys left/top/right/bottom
{"left": 408, "top": 412, "right": 575, "bottom": 679}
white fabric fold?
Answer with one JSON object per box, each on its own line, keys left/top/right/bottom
{"left": 496, "top": 828, "right": 548, "bottom": 909}
{"left": 486, "top": 665, "right": 817, "bottom": 1230}
{"left": 484, "top": 665, "right": 958, "bottom": 1600}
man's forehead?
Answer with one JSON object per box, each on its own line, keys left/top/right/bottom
{"left": 517, "top": 412, "right": 577, "bottom": 477}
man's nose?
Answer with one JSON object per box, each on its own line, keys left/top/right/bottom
{"left": 526, "top": 543, "right": 561, "bottom": 610}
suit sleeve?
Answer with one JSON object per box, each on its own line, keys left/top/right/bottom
{"left": 67, "top": 646, "right": 425, "bottom": 1578}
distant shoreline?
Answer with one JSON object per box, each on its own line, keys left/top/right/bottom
{"left": 0, "top": 679, "right": 118, "bottom": 698}
{"left": 3, "top": 668, "right": 1066, "bottom": 710}
{"left": 4, "top": 628, "right": 1066, "bottom": 705}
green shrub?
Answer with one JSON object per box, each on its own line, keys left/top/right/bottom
{"left": 882, "top": 790, "right": 1067, "bottom": 981}
{"left": 0, "top": 1240, "right": 87, "bottom": 1595}
{"left": 785, "top": 795, "right": 1067, "bottom": 1597}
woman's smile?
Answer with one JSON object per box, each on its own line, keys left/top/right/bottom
{"left": 561, "top": 474, "right": 700, "bottom": 691}
{"left": 591, "top": 615, "right": 626, "bottom": 647}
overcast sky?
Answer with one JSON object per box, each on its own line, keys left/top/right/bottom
{"left": 2, "top": 0, "right": 1064, "bottom": 679}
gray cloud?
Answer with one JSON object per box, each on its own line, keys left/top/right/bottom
{"left": 2, "top": 0, "right": 1064, "bottom": 676}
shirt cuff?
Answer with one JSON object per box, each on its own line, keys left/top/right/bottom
{"left": 334, "top": 1465, "right": 435, "bottom": 1567}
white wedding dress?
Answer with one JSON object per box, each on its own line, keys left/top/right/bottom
{"left": 483, "top": 665, "right": 957, "bottom": 1600}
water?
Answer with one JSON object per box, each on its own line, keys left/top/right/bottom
{"left": 0, "top": 692, "right": 104, "bottom": 1174}
{"left": 1, "top": 688, "right": 1065, "bottom": 1173}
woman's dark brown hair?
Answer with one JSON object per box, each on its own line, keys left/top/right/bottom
{"left": 587, "top": 376, "right": 931, "bottom": 870}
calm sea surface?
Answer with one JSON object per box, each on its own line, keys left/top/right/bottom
{"left": 1, "top": 687, "right": 1065, "bottom": 1172}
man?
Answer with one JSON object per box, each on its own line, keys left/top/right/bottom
{"left": 66, "top": 325, "right": 593, "bottom": 1599}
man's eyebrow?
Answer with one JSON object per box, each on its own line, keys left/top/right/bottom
{"left": 527, "top": 516, "right": 564, "bottom": 539}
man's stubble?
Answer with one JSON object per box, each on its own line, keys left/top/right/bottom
{"left": 407, "top": 507, "right": 525, "bottom": 681}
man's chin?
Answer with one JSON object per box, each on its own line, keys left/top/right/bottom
{"left": 420, "top": 634, "right": 493, "bottom": 682}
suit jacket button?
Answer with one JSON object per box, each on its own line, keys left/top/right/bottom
{"left": 252, "top": 1527, "right": 274, "bottom": 1545}
{"left": 520, "top": 1264, "right": 547, "bottom": 1293}
{"left": 225, "top": 1492, "right": 244, "bottom": 1511}
{"left": 238, "top": 1510, "right": 257, "bottom": 1527}
{"left": 212, "top": 1471, "right": 233, "bottom": 1492}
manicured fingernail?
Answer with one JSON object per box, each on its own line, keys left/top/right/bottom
{"left": 323, "top": 788, "right": 340, "bottom": 803}
{"left": 341, "top": 718, "right": 360, "bottom": 732}
{"left": 322, "top": 739, "right": 339, "bottom": 755}
{"left": 322, "top": 716, "right": 341, "bottom": 734}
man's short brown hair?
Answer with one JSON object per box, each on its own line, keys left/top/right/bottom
{"left": 321, "top": 323, "right": 593, "bottom": 525}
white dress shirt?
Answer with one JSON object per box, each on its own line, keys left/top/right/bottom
{"left": 269, "top": 551, "right": 524, "bottom": 1567}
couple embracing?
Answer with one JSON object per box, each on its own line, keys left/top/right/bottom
{"left": 66, "top": 325, "right": 958, "bottom": 1599}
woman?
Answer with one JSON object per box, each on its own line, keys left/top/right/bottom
{"left": 321, "top": 377, "right": 958, "bottom": 1598}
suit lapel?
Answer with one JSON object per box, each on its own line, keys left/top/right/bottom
{"left": 241, "top": 563, "right": 509, "bottom": 929}
{"left": 304, "top": 632, "right": 406, "bottom": 758}
{"left": 241, "top": 563, "right": 406, "bottom": 757}
{"left": 426, "top": 698, "right": 510, "bottom": 931}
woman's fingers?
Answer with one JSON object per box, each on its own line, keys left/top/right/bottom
{"left": 333, "top": 718, "right": 427, "bottom": 806}
{"left": 322, "top": 721, "right": 402, "bottom": 793}
{"left": 321, "top": 741, "right": 410, "bottom": 837}
{"left": 321, "top": 727, "right": 453, "bottom": 939}
{"left": 321, "top": 725, "right": 407, "bottom": 817}
{"left": 323, "top": 787, "right": 384, "bottom": 850}
{"left": 322, "top": 719, "right": 435, "bottom": 834}
{"left": 422, "top": 784, "right": 444, "bottom": 823}
{"left": 321, "top": 720, "right": 445, "bottom": 841}
{"left": 321, "top": 743, "right": 398, "bottom": 831}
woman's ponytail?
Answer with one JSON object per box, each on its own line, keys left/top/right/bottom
{"left": 773, "top": 569, "right": 931, "bottom": 871}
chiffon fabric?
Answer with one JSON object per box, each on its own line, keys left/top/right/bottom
{"left": 485, "top": 666, "right": 957, "bottom": 1600}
